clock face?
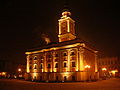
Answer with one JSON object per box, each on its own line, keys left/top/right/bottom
{"left": 61, "top": 21, "right": 67, "bottom": 34}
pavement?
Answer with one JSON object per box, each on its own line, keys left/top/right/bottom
{"left": 0, "top": 78, "right": 120, "bottom": 90}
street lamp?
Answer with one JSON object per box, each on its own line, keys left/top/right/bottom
{"left": 18, "top": 68, "right": 22, "bottom": 72}
{"left": 85, "top": 65, "right": 91, "bottom": 81}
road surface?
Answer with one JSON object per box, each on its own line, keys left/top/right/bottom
{"left": 0, "top": 78, "right": 120, "bottom": 90}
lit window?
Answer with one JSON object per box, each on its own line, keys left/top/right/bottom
{"left": 64, "top": 62, "right": 67, "bottom": 67}
{"left": 72, "top": 62, "right": 76, "bottom": 67}
{"left": 55, "top": 63, "right": 58, "bottom": 68}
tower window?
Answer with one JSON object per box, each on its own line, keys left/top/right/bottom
{"left": 72, "top": 62, "right": 76, "bottom": 67}
{"left": 64, "top": 62, "right": 67, "bottom": 67}
{"left": 48, "top": 64, "right": 51, "bottom": 68}
{"left": 55, "top": 63, "right": 58, "bottom": 68}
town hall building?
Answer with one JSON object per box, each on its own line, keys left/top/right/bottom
{"left": 25, "top": 9, "right": 98, "bottom": 82}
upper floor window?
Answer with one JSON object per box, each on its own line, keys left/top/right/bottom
{"left": 63, "top": 52, "right": 67, "bottom": 56}
{"left": 55, "top": 54, "right": 58, "bottom": 57}
{"left": 55, "top": 63, "right": 58, "bottom": 68}
{"left": 34, "top": 56, "right": 37, "bottom": 60}
{"left": 47, "top": 64, "right": 51, "bottom": 68}
{"left": 72, "top": 62, "right": 76, "bottom": 67}
{"left": 40, "top": 64, "right": 43, "bottom": 69}
{"left": 34, "top": 65, "right": 37, "bottom": 69}
{"left": 29, "top": 58, "right": 32, "bottom": 60}
{"left": 71, "top": 52, "right": 75, "bottom": 56}
{"left": 29, "top": 65, "right": 32, "bottom": 69}
{"left": 40, "top": 56, "right": 43, "bottom": 59}
{"left": 64, "top": 62, "right": 67, "bottom": 67}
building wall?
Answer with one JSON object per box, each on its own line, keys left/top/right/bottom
{"left": 25, "top": 45, "right": 98, "bottom": 81}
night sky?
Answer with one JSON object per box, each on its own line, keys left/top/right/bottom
{"left": 0, "top": 0, "right": 120, "bottom": 64}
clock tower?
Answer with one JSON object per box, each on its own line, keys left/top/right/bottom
{"left": 58, "top": 10, "right": 76, "bottom": 42}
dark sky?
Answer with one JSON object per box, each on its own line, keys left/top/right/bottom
{"left": 0, "top": 0, "right": 120, "bottom": 64}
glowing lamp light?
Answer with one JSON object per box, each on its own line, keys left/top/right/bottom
{"left": 102, "top": 68, "right": 107, "bottom": 71}
{"left": 18, "top": 68, "right": 21, "bottom": 72}
{"left": 111, "top": 70, "right": 118, "bottom": 75}
{"left": 2, "top": 72, "right": 6, "bottom": 75}
{"left": 85, "top": 65, "right": 91, "bottom": 69}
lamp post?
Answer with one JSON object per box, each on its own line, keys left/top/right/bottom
{"left": 85, "top": 65, "right": 91, "bottom": 81}
{"left": 18, "top": 68, "right": 22, "bottom": 79}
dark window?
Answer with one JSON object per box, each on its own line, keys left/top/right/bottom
{"left": 56, "top": 76, "right": 58, "bottom": 81}
{"left": 40, "top": 76, "right": 42, "bottom": 81}
{"left": 34, "top": 65, "right": 37, "bottom": 69}
{"left": 55, "top": 54, "right": 58, "bottom": 57}
{"left": 63, "top": 53, "right": 67, "bottom": 56}
{"left": 29, "top": 61, "right": 32, "bottom": 64}
{"left": 55, "top": 59, "right": 58, "bottom": 62}
{"left": 48, "top": 55, "right": 51, "bottom": 58}
{"left": 55, "top": 63, "right": 58, "bottom": 68}
{"left": 48, "top": 64, "right": 51, "bottom": 68}
{"left": 64, "top": 62, "right": 67, "bottom": 67}
{"left": 64, "top": 76, "right": 67, "bottom": 81}
{"left": 40, "top": 56, "right": 43, "bottom": 59}
{"left": 71, "top": 52, "right": 75, "bottom": 55}
{"left": 72, "top": 62, "right": 76, "bottom": 67}
{"left": 30, "top": 58, "right": 32, "bottom": 60}
{"left": 48, "top": 59, "right": 51, "bottom": 62}
{"left": 29, "top": 65, "right": 32, "bottom": 69}
{"left": 34, "top": 57, "right": 37, "bottom": 60}
{"left": 40, "top": 64, "right": 43, "bottom": 69}
{"left": 72, "top": 76, "right": 76, "bottom": 81}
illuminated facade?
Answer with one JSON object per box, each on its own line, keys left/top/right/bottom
{"left": 25, "top": 10, "right": 98, "bottom": 82}
{"left": 98, "top": 57, "right": 120, "bottom": 77}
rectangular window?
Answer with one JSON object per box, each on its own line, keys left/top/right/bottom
{"left": 72, "top": 62, "right": 75, "bottom": 67}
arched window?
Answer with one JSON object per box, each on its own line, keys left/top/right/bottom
{"left": 72, "top": 62, "right": 76, "bottom": 67}
{"left": 34, "top": 56, "right": 37, "bottom": 60}
{"left": 48, "top": 64, "right": 51, "bottom": 68}
{"left": 55, "top": 63, "right": 58, "bottom": 68}
{"left": 34, "top": 65, "right": 37, "bottom": 69}
{"left": 64, "top": 62, "right": 67, "bottom": 67}
{"left": 63, "top": 52, "right": 67, "bottom": 56}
